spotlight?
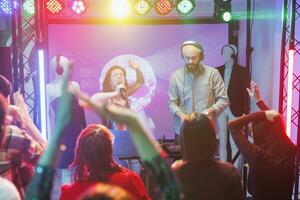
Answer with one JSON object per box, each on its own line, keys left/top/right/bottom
{"left": 46, "top": 0, "right": 64, "bottom": 15}
{"left": 214, "top": 0, "right": 232, "bottom": 22}
{"left": 71, "top": 0, "right": 86, "bottom": 15}
{"left": 176, "top": 0, "right": 195, "bottom": 16}
{"left": 133, "top": 0, "right": 151, "bottom": 15}
{"left": 23, "top": 0, "right": 35, "bottom": 15}
{"left": 111, "top": 0, "right": 130, "bottom": 18}
{"left": 222, "top": 11, "right": 231, "bottom": 22}
{"left": 154, "top": 0, "right": 173, "bottom": 16}
{"left": 0, "top": 0, "right": 13, "bottom": 15}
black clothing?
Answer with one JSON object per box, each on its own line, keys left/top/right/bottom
{"left": 228, "top": 102, "right": 296, "bottom": 200}
{"left": 51, "top": 95, "right": 86, "bottom": 168}
{"left": 216, "top": 64, "right": 247, "bottom": 117}
{"left": 172, "top": 160, "right": 244, "bottom": 200}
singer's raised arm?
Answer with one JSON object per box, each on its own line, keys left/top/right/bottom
{"left": 127, "top": 60, "right": 145, "bottom": 96}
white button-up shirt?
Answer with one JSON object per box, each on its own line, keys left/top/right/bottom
{"left": 168, "top": 64, "right": 229, "bottom": 134}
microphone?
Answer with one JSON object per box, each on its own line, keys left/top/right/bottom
{"left": 119, "top": 86, "right": 127, "bottom": 100}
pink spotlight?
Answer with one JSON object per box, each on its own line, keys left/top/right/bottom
{"left": 71, "top": 0, "right": 86, "bottom": 14}
{"left": 286, "top": 49, "right": 294, "bottom": 138}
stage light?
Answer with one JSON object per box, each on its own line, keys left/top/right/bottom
{"left": 38, "top": 49, "right": 47, "bottom": 140}
{"left": 154, "top": 0, "right": 173, "bottom": 16}
{"left": 176, "top": 0, "right": 195, "bottom": 16}
{"left": 0, "top": 0, "right": 13, "bottom": 15}
{"left": 23, "top": 0, "right": 35, "bottom": 15}
{"left": 133, "top": 0, "right": 151, "bottom": 15}
{"left": 71, "top": 0, "right": 86, "bottom": 14}
{"left": 214, "top": 0, "right": 232, "bottom": 22}
{"left": 46, "top": 0, "right": 64, "bottom": 15}
{"left": 286, "top": 49, "right": 294, "bottom": 138}
{"left": 222, "top": 11, "right": 231, "bottom": 22}
{"left": 111, "top": 0, "right": 130, "bottom": 18}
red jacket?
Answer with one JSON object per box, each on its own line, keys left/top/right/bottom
{"left": 60, "top": 168, "right": 150, "bottom": 200}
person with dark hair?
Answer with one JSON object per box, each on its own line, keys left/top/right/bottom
{"left": 168, "top": 41, "right": 229, "bottom": 144}
{"left": 228, "top": 81, "right": 296, "bottom": 200}
{"left": 71, "top": 89, "right": 181, "bottom": 200}
{"left": 0, "top": 75, "right": 26, "bottom": 128}
{"left": 0, "top": 74, "right": 47, "bottom": 144}
{"left": 0, "top": 92, "right": 46, "bottom": 199}
{"left": 171, "top": 112, "right": 244, "bottom": 200}
{"left": 91, "top": 60, "right": 145, "bottom": 173}
{"left": 91, "top": 60, "right": 144, "bottom": 130}
{"left": 60, "top": 124, "right": 150, "bottom": 200}
{"left": 0, "top": 74, "right": 46, "bottom": 199}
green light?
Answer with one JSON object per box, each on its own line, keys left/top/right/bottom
{"left": 222, "top": 11, "right": 232, "bottom": 22}
{"left": 176, "top": 0, "right": 195, "bottom": 16}
{"left": 36, "top": 166, "right": 43, "bottom": 174}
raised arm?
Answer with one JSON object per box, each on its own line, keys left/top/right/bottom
{"left": 127, "top": 59, "right": 145, "bottom": 96}
{"left": 25, "top": 62, "right": 74, "bottom": 200}
{"left": 247, "top": 81, "right": 270, "bottom": 110}
{"left": 228, "top": 110, "right": 277, "bottom": 164}
{"left": 73, "top": 90, "right": 181, "bottom": 200}
{"left": 12, "top": 91, "right": 47, "bottom": 148}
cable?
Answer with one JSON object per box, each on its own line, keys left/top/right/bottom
{"left": 183, "top": 68, "right": 187, "bottom": 114}
{"left": 249, "top": 0, "right": 256, "bottom": 81}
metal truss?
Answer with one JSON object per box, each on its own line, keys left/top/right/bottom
{"left": 10, "top": 0, "right": 45, "bottom": 124}
{"left": 279, "top": 0, "right": 300, "bottom": 199}
{"left": 20, "top": 12, "right": 37, "bottom": 120}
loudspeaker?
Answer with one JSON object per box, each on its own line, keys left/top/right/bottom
{"left": 0, "top": 47, "right": 12, "bottom": 82}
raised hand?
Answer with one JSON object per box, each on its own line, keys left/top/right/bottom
{"left": 247, "top": 81, "right": 261, "bottom": 102}
{"left": 128, "top": 59, "right": 139, "bottom": 70}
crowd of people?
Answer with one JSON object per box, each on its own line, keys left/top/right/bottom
{"left": 0, "top": 40, "right": 296, "bottom": 200}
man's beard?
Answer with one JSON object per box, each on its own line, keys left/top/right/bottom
{"left": 185, "top": 64, "right": 199, "bottom": 73}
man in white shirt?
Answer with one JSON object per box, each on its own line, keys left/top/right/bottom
{"left": 168, "top": 41, "right": 229, "bottom": 144}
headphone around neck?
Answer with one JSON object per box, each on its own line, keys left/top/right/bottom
{"left": 56, "top": 54, "right": 64, "bottom": 75}
{"left": 221, "top": 44, "right": 237, "bottom": 59}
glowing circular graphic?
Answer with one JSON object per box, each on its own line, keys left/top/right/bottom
{"left": 99, "top": 55, "right": 156, "bottom": 112}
